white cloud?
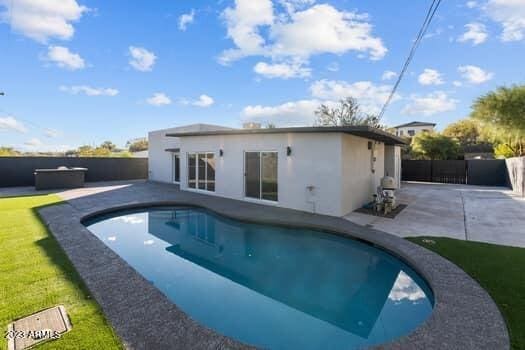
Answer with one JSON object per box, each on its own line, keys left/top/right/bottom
{"left": 254, "top": 60, "right": 310, "bottom": 79}
{"left": 219, "top": 1, "right": 386, "bottom": 69}
{"left": 466, "top": 1, "right": 478, "bottom": 9}
{"left": 310, "top": 79, "right": 399, "bottom": 114}
{"left": 388, "top": 271, "right": 426, "bottom": 302}
{"left": 382, "top": 70, "right": 397, "bottom": 81}
{"left": 193, "top": 94, "right": 215, "bottom": 107}
{"left": 270, "top": 4, "right": 387, "bottom": 60}
{"left": 242, "top": 99, "right": 320, "bottom": 126}
{"left": 402, "top": 91, "right": 458, "bottom": 116}
{"left": 242, "top": 78, "right": 399, "bottom": 126}
{"left": 418, "top": 68, "right": 444, "bottom": 86}
{"left": 220, "top": 0, "right": 274, "bottom": 63}
{"left": 44, "top": 46, "right": 85, "bottom": 70}
{"left": 278, "top": 0, "right": 316, "bottom": 14}
{"left": 0, "top": 116, "right": 27, "bottom": 133}
{"left": 110, "top": 216, "right": 144, "bottom": 224}
{"left": 60, "top": 85, "right": 119, "bottom": 96}
{"left": 44, "top": 128, "right": 60, "bottom": 138}
{"left": 24, "top": 138, "right": 43, "bottom": 147}
{"left": 458, "top": 22, "right": 488, "bottom": 45}
{"left": 144, "top": 239, "right": 155, "bottom": 245}
{"left": 485, "top": 0, "right": 525, "bottom": 41}
{"left": 458, "top": 65, "right": 493, "bottom": 84}
{"left": 178, "top": 9, "right": 195, "bottom": 31}
{"left": 129, "top": 46, "right": 157, "bottom": 72}
{"left": 147, "top": 92, "right": 172, "bottom": 106}
{"left": 0, "top": 0, "right": 88, "bottom": 43}
{"left": 453, "top": 80, "right": 463, "bottom": 87}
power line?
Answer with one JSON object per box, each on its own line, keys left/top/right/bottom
{"left": 378, "top": 0, "right": 443, "bottom": 120}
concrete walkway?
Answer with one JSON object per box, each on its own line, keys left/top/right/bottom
{"left": 35, "top": 181, "right": 508, "bottom": 350}
{"left": 0, "top": 180, "right": 145, "bottom": 199}
{"left": 345, "top": 182, "right": 525, "bottom": 248}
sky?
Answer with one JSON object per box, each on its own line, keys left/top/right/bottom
{"left": 0, "top": 0, "right": 524, "bottom": 152}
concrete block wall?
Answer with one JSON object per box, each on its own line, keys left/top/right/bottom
{"left": 506, "top": 156, "right": 525, "bottom": 197}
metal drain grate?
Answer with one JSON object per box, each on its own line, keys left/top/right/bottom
{"left": 7, "top": 306, "right": 72, "bottom": 350}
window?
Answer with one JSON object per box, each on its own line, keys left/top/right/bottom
{"left": 399, "top": 130, "right": 404, "bottom": 136}
{"left": 244, "top": 151, "right": 278, "bottom": 201}
{"left": 188, "top": 152, "right": 215, "bottom": 191}
{"left": 173, "top": 154, "right": 180, "bottom": 183}
{"left": 408, "top": 129, "right": 415, "bottom": 136}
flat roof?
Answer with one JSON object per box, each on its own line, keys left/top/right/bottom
{"left": 166, "top": 126, "right": 407, "bottom": 145}
{"left": 393, "top": 121, "right": 436, "bottom": 128}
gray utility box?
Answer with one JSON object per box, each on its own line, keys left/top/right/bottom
{"left": 34, "top": 167, "right": 88, "bottom": 190}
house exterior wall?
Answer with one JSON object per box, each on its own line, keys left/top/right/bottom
{"left": 395, "top": 125, "right": 434, "bottom": 137}
{"left": 178, "top": 133, "right": 345, "bottom": 216}
{"left": 340, "top": 135, "right": 385, "bottom": 216}
{"left": 148, "top": 127, "right": 400, "bottom": 217}
{"left": 148, "top": 128, "right": 181, "bottom": 183}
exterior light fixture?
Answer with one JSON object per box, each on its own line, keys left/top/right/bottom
{"left": 286, "top": 146, "right": 292, "bottom": 156}
{"left": 219, "top": 149, "right": 224, "bottom": 157}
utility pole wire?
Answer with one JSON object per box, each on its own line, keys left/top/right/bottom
{"left": 378, "top": 0, "right": 443, "bottom": 120}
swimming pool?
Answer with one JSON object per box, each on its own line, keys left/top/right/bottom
{"left": 84, "top": 206, "right": 433, "bottom": 349}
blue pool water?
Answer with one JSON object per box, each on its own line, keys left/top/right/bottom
{"left": 85, "top": 207, "right": 433, "bottom": 349}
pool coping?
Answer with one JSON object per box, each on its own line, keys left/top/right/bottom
{"left": 37, "top": 182, "right": 509, "bottom": 350}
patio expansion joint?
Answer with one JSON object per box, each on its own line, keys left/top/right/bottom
{"left": 37, "top": 181, "right": 510, "bottom": 350}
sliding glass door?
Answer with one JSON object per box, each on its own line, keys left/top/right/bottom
{"left": 244, "top": 151, "right": 278, "bottom": 201}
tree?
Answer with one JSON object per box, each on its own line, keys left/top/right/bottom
{"left": 443, "top": 119, "right": 481, "bottom": 146}
{"left": 315, "top": 97, "right": 382, "bottom": 128}
{"left": 128, "top": 139, "right": 148, "bottom": 152}
{"left": 76, "top": 144, "right": 111, "bottom": 157}
{"left": 410, "top": 132, "right": 460, "bottom": 160}
{"left": 471, "top": 85, "right": 525, "bottom": 156}
{"left": 92, "top": 147, "right": 111, "bottom": 157}
{"left": 494, "top": 144, "right": 515, "bottom": 159}
{"left": 100, "top": 141, "right": 117, "bottom": 152}
{"left": 77, "top": 145, "right": 94, "bottom": 156}
{"left": 0, "top": 147, "right": 18, "bottom": 156}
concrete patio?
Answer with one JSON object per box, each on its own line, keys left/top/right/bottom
{"left": 2, "top": 180, "right": 524, "bottom": 248}
{"left": 28, "top": 180, "right": 507, "bottom": 350}
{"left": 345, "top": 182, "right": 525, "bottom": 248}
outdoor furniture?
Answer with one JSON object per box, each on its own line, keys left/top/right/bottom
{"left": 34, "top": 167, "right": 88, "bottom": 190}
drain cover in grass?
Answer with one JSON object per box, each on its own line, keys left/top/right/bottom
{"left": 6, "top": 305, "right": 72, "bottom": 350}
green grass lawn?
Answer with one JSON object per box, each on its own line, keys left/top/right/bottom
{"left": 409, "top": 237, "right": 525, "bottom": 350}
{"left": 0, "top": 194, "right": 122, "bottom": 349}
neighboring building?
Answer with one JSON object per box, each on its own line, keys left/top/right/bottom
{"left": 393, "top": 121, "right": 436, "bottom": 137}
{"left": 148, "top": 124, "right": 406, "bottom": 217}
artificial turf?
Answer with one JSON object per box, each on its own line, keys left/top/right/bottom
{"left": 0, "top": 194, "right": 122, "bottom": 349}
{"left": 408, "top": 236, "right": 525, "bottom": 350}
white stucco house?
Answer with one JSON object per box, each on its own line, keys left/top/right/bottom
{"left": 148, "top": 123, "right": 406, "bottom": 217}
{"left": 393, "top": 121, "right": 435, "bottom": 137}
